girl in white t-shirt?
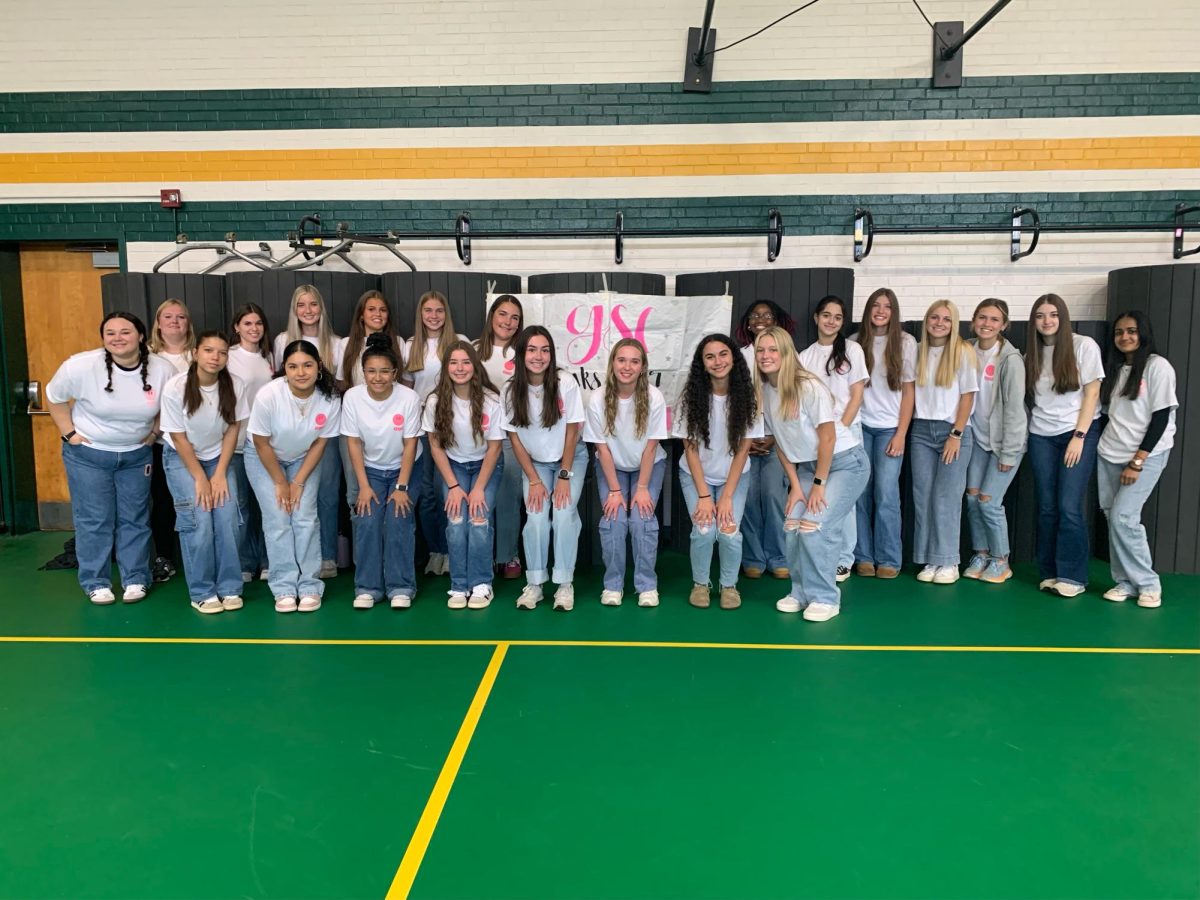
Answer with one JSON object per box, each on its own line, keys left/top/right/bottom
{"left": 245, "top": 339, "right": 341, "bottom": 613}
{"left": 911, "top": 301, "right": 979, "bottom": 584}
{"left": 1025, "top": 293, "right": 1104, "bottom": 596}
{"left": 756, "top": 327, "right": 868, "bottom": 621}
{"left": 149, "top": 298, "right": 195, "bottom": 372}
{"left": 46, "top": 311, "right": 175, "bottom": 605}
{"left": 505, "top": 326, "right": 588, "bottom": 612}
{"left": 342, "top": 334, "right": 424, "bottom": 611}
{"left": 672, "top": 333, "right": 763, "bottom": 611}
{"left": 799, "top": 295, "right": 868, "bottom": 581}
{"left": 423, "top": 341, "right": 505, "bottom": 609}
{"left": 1098, "top": 310, "right": 1176, "bottom": 608}
{"left": 474, "top": 294, "right": 524, "bottom": 579}
{"left": 583, "top": 338, "right": 669, "bottom": 608}
{"left": 849, "top": 287, "right": 916, "bottom": 579}
{"left": 226, "top": 303, "right": 275, "bottom": 581}
{"left": 160, "top": 331, "right": 250, "bottom": 614}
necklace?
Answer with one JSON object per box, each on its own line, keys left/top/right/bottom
{"left": 291, "top": 390, "right": 313, "bottom": 417}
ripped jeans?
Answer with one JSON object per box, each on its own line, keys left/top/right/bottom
{"left": 678, "top": 466, "right": 749, "bottom": 588}
{"left": 965, "top": 446, "right": 1023, "bottom": 559}
{"left": 440, "top": 455, "right": 504, "bottom": 594}
{"left": 784, "top": 446, "right": 869, "bottom": 608}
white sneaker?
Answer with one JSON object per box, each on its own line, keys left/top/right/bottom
{"left": 353, "top": 593, "right": 376, "bottom": 609}
{"left": 835, "top": 565, "right": 851, "bottom": 583}
{"left": 390, "top": 594, "right": 412, "bottom": 609}
{"left": 1137, "top": 591, "right": 1162, "bottom": 608}
{"left": 425, "top": 553, "right": 448, "bottom": 575}
{"left": 1038, "top": 579, "right": 1058, "bottom": 591}
{"left": 221, "top": 595, "right": 243, "bottom": 611}
{"left": 803, "top": 602, "right": 840, "bottom": 622}
{"left": 275, "top": 595, "right": 297, "bottom": 613}
{"left": 776, "top": 596, "right": 803, "bottom": 613}
{"left": 447, "top": 591, "right": 468, "bottom": 609}
{"left": 241, "top": 571, "right": 254, "bottom": 584}
{"left": 916, "top": 565, "right": 937, "bottom": 583}
{"left": 637, "top": 590, "right": 659, "bottom": 608}
{"left": 932, "top": 566, "right": 960, "bottom": 584}
{"left": 88, "top": 587, "right": 116, "bottom": 605}
{"left": 1103, "top": 586, "right": 1132, "bottom": 602}
{"left": 553, "top": 583, "right": 575, "bottom": 611}
{"left": 318, "top": 560, "right": 338, "bottom": 579}
{"left": 468, "top": 585, "right": 493, "bottom": 609}
{"left": 298, "top": 595, "right": 322, "bottom": 612}
{"left": 191, "top": 597, "right": 223, "bottom": 615}
{"left": 963, "top": 553, "right": 989, "bottom": 579}
{"left": 600, "top": 589, "right": 623, "bottom": 606}
{"left": 1054, "top": 583, "right": 1086, "bottom": 598}
{"left": 439, "top": 554, "right": 451, "bottom": 575}
{"left": 259, "top": 568, "right": 270, "bottom": 581}
{"left": 122, "top": 584, "right": 147, "bottom": 603}
{"left": 516, "top": 584, "right": 543, "bottom": 609}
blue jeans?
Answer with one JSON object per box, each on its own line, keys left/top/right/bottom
{"left": 1027, "top": 424, "right": 1100, "bottom": 587}
{"left": 229, "top": 453, "right": 267, "bottom": 575}
{"left": 162, "top": 446, "right": 244, "bottom": 601}
{"left": 493, "top": 438, "right": 522, "bottom": 564}
{"left": 442, "top": 455, "right": 504, "bottom": 592}
{"left": 910, "top": 419, "right": 975, "bottom": 567}
{"left": 62, "top": 442, "right": 153, "bottom": 594}
{"left": 594, "top": 458, "right": 665, "bottom": 593}
{"left": 740, "top": 451, "right": 787, "bottom": 571}
{"left": 965, "top": 447, "right": 1023, "bottom": 559}
{"left": 785, "top": 446, "right": 869, "bottom": 608}
{"left": 244, "top": 443, "right": 323, "bottom": 599}
{"left": 414, "top": 436, "right": 448, "bottom": 555}
{"left": 352, "top": 465, "right": 420, "bottom": 601}
{"left": 855, "top": 424, "right": 904, "bottom": 570}
{"left": 678, "top": 466, "right": 750, "bottom": 588}
{"left": 339, "top": 436, "right": 360, "bottom": 510}
{"left": 317, "top": 434, "right": 342, "bottom": 562}
{"left": 1098, "top": 454, "right": 1167, "bottom": 595}
{"left": 521, "top": 444, "right": 588, "bottom": 585}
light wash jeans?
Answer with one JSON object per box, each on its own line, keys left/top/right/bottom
{"left": 521, "top": 444, "right": 588, "bottom": 585}
{"left": 493, "top": 438, "right": 522, "bottom": 564}
{"left": 1098, "top": 453, "right": 1168, "bottom": 595}
{"left": 339, "top": 436, "right": 360, "bottom": 511}
{"left": 62, "top": 442, "right": 153, "bottom": 594}
{"left": 442, "top": 456, "right": 504, "bottom": 593}
{"left": 162, "top": 447, "right": 243, "bottom": 602}
{"left": 678, "top": 466, "right": 750, "bottom": 588}
{"left": 414, "top": 436, "right": 448, "bottom": 555}
{"left": 229, "top": 452, "right": 267, "bottom": 575}
{"left": 784, "top": 445, "right": 869, "bottom": 608}
{"left": 1027, "top": 424, "right": 1100, "bottom": 587}
{"left": 594, "top": 458, "right": 665, "bottom": 593}
{"left": 244, "top": 442, "right": 323, "bottom": 600}
{"left": 351, "top": 465, "right": 420, "bottom": 601}
{"left": 910, "top": 419, "right": 975, "bottom": 568}
{"left": 965, "top": 447, "right": 1023, "bottom": 559}
{"left": 855, "top": 424, "right": 904, "bottom": 570}
{"left": 740, "top": 451, "right": 787, "bottom": 571}
{"left": 317, "top": 434, "right": 342, "bottom": 562}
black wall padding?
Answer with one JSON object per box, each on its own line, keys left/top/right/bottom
{"left": 527, "top": 272, "right": 666, "bottom": 297}
{"left": 380, "top": 272, "right": 521, "bottom": 340}
{"left": 225, "top": 271, "right": 381, "bottom": 340}
{"left": 1107, "top": 263, "right": 1199, "bottom": 574}
{"left": 101, "top": 273, "right": 229, "bottom": 336}
{"left": 675, "top": 268, "right": 855, "bottom": 343}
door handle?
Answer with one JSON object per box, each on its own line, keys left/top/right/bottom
{"left": 24, "top": 380, "right": 48, "bottom": 415}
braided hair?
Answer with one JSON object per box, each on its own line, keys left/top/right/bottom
{"left": 100, "top": 311, "right": 152, "bottom": 394}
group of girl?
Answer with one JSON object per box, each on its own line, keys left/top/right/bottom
{"left": 47, "top": 285, "right": 1177, "bottom": 618}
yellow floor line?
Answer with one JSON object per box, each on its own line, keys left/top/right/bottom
{"left": 385, "top": 641, "right": 508, "bottom": 900}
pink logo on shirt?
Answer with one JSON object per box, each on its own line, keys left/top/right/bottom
{"left": 314, "top": 413, "right": 327, "bottom": 428}
{"left": 503, "top": 359, "right": 515, "bottom": 374}
{"left": 557, "top": 397, "right": 565, "bottom": 414}
{"left": 393, "top": 413, "right": 405, "bottom": 432}
{"left": 983, "top": 363, "right": 996, "bottom": 381}
{"left": 666, "top": 407, "right": 673, "bottom": 431}
{"left": 144, "top": 388, "right": 156, "bottom": 405}
{"left": 1139, "top": 379, "right": 1147, "bottom": 398}
{"left": 481, "top": 413, "right": 491, "bottom": 428}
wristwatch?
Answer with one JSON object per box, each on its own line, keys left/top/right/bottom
{"left": 61, "top": 430, "right": 76, "bottom": 443}
{"left": 557, "top": 468, "right": 573, "bottom": 480}
{"left": 1073, "top": 430, "right": 1086, "bottom": 439}
{"left": 813, "top": 476, "right": 826, "bottom": 486}
{"left": 394, "top": 483, "right": 408, "bottom": 492}
{"left": 949, "top": 428, "right": 963, "bottom": 439}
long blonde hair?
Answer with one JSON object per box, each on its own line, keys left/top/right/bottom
{"left": 405, "top": 291, "right": 459, "bottom": 375}
{"left": 285, "top": 285, "right": 336, "bottom": 370}
{"left": 148, "top": 299, "right": 196, "bottom": 355}
{"left": 916, "top": 300, "right": 977, "bottom": 388}
{"left": 602, "top": 338, "right": 650, "bottom": 439}
{"left": 754, "top": 326, "right": 818, "bottom": 419}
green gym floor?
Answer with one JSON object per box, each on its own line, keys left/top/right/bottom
{"left": 1, "top": 532, "right": 1197, "bottom": 900}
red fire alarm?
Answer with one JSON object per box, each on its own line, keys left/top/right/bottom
{"left": 160, "top": 189, "right": 182, "bottom": 208}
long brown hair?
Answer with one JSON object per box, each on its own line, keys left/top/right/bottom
{"left": 1026, "top": 293, "right": 1080, "bottom": 395}
{"left": 405, "top": 291, "right": 458, "bottom": 374}
{"left": 602, "top": 338, "right": 650, "bottom": 439}
{"left": 431, "top": 340, "right": 496, "bottom": 450}
{"left": 341, "top": 290, "right": 398, "bottom": 384}
{"left": 506, "top": 326, "right": 562, "bottom": 429}
{"left": 476, "top": 295, "right": 523, "bottom": 360}
{"left": 859, "top": 288, "right": 906, "bottom": 391}
{"left": 183, "top": 331, "right": 238, "bottom": 425}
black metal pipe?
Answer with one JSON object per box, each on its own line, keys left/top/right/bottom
{"left": 694, "top": 0, "right": 718, "bottom": 66}
{"left": 871, "top": 223, "right": 1178, "bottom": 235}
{"left": 941, "top": 0, "right": 1013, "bottom": 59}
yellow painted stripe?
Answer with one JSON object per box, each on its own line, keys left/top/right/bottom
{"left": 0, "top": 636, "right": 1197, "bottom": 654}
{"left": 1, "top": 136, "right": 1197, "bottom": 183}
{"left": 386, "top": 641, "right": 508, "bottom": 900}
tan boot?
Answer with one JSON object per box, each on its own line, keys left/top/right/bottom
{"left": 719, "top": 586, "right": 742, "bottom": 609}
{"left": 689, "top": 583, "right": 711, "bottom": 608}
{"left": 855, "top": 562, "right": 876, "bottom": 577}
{"left": 875, "top": 566, "right": 899, "bottom": 579}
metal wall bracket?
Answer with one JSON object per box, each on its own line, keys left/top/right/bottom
{"left": 853, "top": 208, "right": 874, "bottom": 261}
{"left": 614, "top": 212, "right": 624, "bottom": 265}
{"left": 767, "top": 208, "right": 783, "bottom": 262}
{"left": 931, "top": 21, "right": 964, "bottom": 88}
{"left": 682, "top": 26, "right": 716, "bottom": 93}
{"left": 456, "top": 212, "right": 472, "bottom": 265}
{"left": 1174, "top": 203, "right": 1200, "bottom": 258}
{"left": 1010, "top": 206, "right": 1040, "bottom": 261}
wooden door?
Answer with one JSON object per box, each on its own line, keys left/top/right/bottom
{"left": 20, "top": 244, "right": 113, "bottom": 529}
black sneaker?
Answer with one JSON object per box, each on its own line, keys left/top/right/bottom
{"left": 152, "top": 556, "right": 176, "bottom": 583}
{"left": 836, "top": 565, "right": 852, "bottom": 583}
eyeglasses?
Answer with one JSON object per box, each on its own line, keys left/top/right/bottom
{"left": 748, "top": 312, "right": 776, "bottom": 322}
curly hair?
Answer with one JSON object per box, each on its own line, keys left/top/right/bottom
{"left": 734, "top": 299, "right": 795, "bottom": 348}
{"left": 276, "top": 340, "right": 336, "bottom": 399}
{"left": 430, "top": 340, "right": 496, "bottom": 450}
{"left": 678, "top": 333, "right": 757, "bottom": 451}
{"left": 602, "top": 338, "right": 650, "bottom": 439}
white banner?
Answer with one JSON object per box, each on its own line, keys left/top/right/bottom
{"left": 486, "top": 292, "right": 732, "bottom": 405}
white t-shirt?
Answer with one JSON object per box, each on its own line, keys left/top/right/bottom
{"left": 156, "top": 350, "right": 191, "bottom": 374}
{"left": 914, "top": 345, "right": 980, "bottom": 424}
{"left": 1098, "top": 355, "right": 1177, "bottom": 463}
{"left": 851, "top": 332, "right": 918, "bottom": 429}
{"left": 273, "top": 331, "right": 341, "bottom": 374}
{"left": 402, "top": 334, "right": 468, "bottom": 401}
{"left": 478, "top": 343, "right": 517, "bottom": 393}
{"left": 226, "top": 345, "right": 276, "bottom": 454}
{"left": 160, "top": 372, "right": 250, "bottom": 461}
{"left": 1029, "top": 335, "right": 1104, "bottom": 436}
{"left": 246, "top": 377, "right": 342, "bottom": 463}
{"left": 339, "top": 383, "right": 424, "bottom": 469}
{"left": 798, "top": 340, "right": 867, "bottom": 445}
{"left": 503, "top": 374, "right": 586, "bottom": 464}
{"left": 762, "top": 378, "right": 836, "bottom": 464}
{"left": 971, "top": 342, "right": 1002, "bottom": 452}
{"left": 46, "top": 349, "right": 175, "bottom": 453}
{"left": 422, "top": 392, "right": 505, "bottom": 463}
{"left": 582, "top": 386, "right": 669, "bottom": 471}
{"left": 334, "top": 334, "right": 404, "bottom": 387}
{"left": 672, "top": 392, "right": 765, "bottom": 485}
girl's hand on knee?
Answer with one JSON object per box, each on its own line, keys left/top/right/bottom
{"left": 692, "top": 496, "right": 714, "bottom": 528}
{"left": 786, "top": 488, "right": 806, "bottom": 518}
{"left": 715, "top": 495, "right": 735, "bottom": 530}
{"left": 806, "top": 484, "right": 827, "bottom": 514}
{"left": 194, "top": 475, "right": 213, "bottom": 512}
{"left": 444, "top": 485, "right": 467, "bottom": 519}
{"left": 355, "top": 488, "right": 379, "bottom": 517}
{"left": 210, "top": 473, "right": 229, "bottom": 508}
{"left": 389, "top": 489, "right": 412, "bottom": 518}
{"left": 632, "top": 486, "right": 654, "bottom": 518}
{"left": 552, "top": 479, "right": 572, "bottom": 510}
{"left": 468, "top": 487, "right": 489, "bottom": 521}
{"left": 526, "top": 480, "right": 548, "bottom": 514}
{"left": 602, "top": 490, "right": 625, "bottom": 521}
